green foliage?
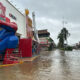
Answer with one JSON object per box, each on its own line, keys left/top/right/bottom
{"left": 48, "top": 43, "right": 53, "bottom": 51}
{"left": 60, "top": 46, "right": 73, "bottom": 51}
{"left": 57, "top": 27, "right": 70, "bottom": 48}
{"left": 65, "top": 46, "right": 73, "bottom": 51}
{"left": 57, "top": 33, "right": 64, "bottom": 48}
{"left": 46, "top": 37, "right": 53, "bottom": 42}
{"left": 60, "top": 48, "right": 65, "bottom": 50}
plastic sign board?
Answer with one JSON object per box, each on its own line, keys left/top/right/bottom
{"left": 26, "top": 16, "right": 33, "bottom": 38}
{"left": 25, "top": 9, "right": 29, "bottom": 15}
{"left": 9, "top": 13, "right": 17, "bottom": 20}
{"left": 28, "top": 17, "right": 32, "bottom": 27}
{"left": 0, "top": 2, "right": 6, "bottom": 21}
{"left": 0, "top": 2, "right": 6, "bottom": 17}
{"left": 39, "top": 38, "right": 48, "bottom": 44}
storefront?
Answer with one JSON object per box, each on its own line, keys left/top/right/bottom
{"left": 0, "top": 0, "right": 26, "bottom": 38}
{"left": 0, "top": 0, "right": 40, "bottom": 60}
{"left": 18, "top": 9, "right": 40, "bottom": 58}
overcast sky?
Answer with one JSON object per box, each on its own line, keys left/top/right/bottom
{"left": 9, "top": 0, "right": 80, "bottom": 45}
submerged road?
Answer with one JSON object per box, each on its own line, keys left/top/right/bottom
{"left": 0, "top": 49, "right": 80, "bottom": 80}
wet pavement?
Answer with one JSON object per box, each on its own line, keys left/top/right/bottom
{"left": 0, "top": 49, "right": 80, "bottom": 80}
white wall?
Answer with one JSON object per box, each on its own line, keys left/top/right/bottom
{"left": 0, "top": 0, "right": 27, "bottom": 38}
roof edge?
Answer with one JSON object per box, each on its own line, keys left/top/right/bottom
{"left": 6, "top": 0, "right": 25, "bottom": 16}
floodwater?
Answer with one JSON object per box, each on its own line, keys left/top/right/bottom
{"left": 0, "top": 49, "right": 80, "bottom": 80}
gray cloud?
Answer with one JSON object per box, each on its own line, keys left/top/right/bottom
{"left": 9, "top": 0, "right": 80, "bottom": 45}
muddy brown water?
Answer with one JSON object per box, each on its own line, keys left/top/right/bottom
{"left": 0, "top": 49, "right": 80, "bottom": 80}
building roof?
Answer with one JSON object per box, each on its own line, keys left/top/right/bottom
{"left": 6, "top": 0, "right": 24, "bottom": 16}
{"left": 38, "top": 29, "right": 50, "bottom": 35}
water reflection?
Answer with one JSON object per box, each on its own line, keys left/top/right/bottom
{"left": 0, "top": 49, "right": 80, "bottom": 80}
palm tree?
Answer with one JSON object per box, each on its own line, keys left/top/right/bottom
{"left": 61, "top": 27, "right": 70, "bottom": 44}
{"left": 57, "top": 27, "right": 70, "bottom": 48}
{"left": 57, "top": 33, "right": 64, "bottom": 48}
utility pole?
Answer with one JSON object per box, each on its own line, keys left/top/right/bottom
{"left": 62, "top": 17, "right": 67, "bottom": 28}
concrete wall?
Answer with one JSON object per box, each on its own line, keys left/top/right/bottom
{"left": 0, "top": 0, "right": 27, "bottom": 38}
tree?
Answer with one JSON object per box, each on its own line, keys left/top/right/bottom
{"left": 57, "top": 27, "right": 70, "bottom": 48}
{"left": 57, "top": 33, "right": 64, "bottom": 48}
{"left": 61, "top": 27, "right": 70, "bottom": 44}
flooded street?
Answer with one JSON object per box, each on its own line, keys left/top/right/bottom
{"left": 0, "top": 49, "right": 80, "bottom": 80}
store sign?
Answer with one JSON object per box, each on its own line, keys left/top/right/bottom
{"left": 0, "top": 2, "right": 6, "bottom": 21}
{"left": 0, "top": 17, "right": 5, "bottom": 21}
{"left": 0, "top": 2, "right": 6, "bottom": 17}
{"left": 28, "top": 17, "right": 32, "bottom": 27}
{"left": 9, "top": 13, "right": 17, "bottom": 20}
{"left": 40, "top": 38, "right": 48, "bottom": 44}
{"left": 27, "top": 26, "right": 33, "bottom": 38}
{"left": 26, "top": 16, "right": 33, "bottom": 38}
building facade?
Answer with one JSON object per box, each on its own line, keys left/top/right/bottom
{"left": 38, "top": 29, "right": 56, "bottom": 50}
{"left": 38, "top": 29, "right": 50, "bottom": 45}
{"left": 0, "top": 0, "right": 26, "bottom": 38}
